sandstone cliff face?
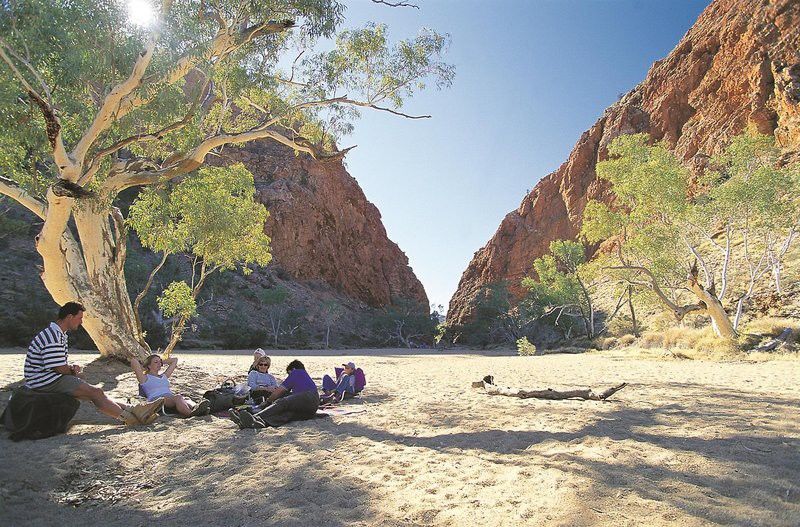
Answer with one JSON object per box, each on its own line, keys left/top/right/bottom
{"left": 447, "top": 0, "right": 800, "bottom": 326}
{"left": 219, "top": 140, "right": 428, "bottom": 308}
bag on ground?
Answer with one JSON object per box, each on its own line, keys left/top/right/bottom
{"left": 1, "top": 387, "right": 80, "bottom": 441}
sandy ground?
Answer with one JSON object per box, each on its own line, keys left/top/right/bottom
{"left": 0, "top": 347, "right": 798, "bottom": 527}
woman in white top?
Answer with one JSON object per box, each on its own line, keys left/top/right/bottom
{"left": 131, "top": 355, "right": 209, "bottom": 417}
{"left": 248, "top": 355, "right": 279, "bottom": 401}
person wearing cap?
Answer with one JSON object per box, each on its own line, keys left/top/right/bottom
{"left": 232, "top": 359, "right": 319, "bottom": 429}
{"left": 250, "top": 348, "right": 267, "bottom": 371}
{"left": 247, "top": 354, "right": 279, "bottom": 402}
{"left": 320, "top": 361, "right": 357, "bottom": 403}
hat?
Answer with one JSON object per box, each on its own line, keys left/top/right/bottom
{"left": 254, "top": 348, "right": 266, "bottom": 357}
{"left": 343, "top": 361, "right": 356, "bottom": 370}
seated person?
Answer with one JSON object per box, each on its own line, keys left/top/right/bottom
{"left": 250, "top": 348, "right": 266, "bottom": 371}
{"left": 320, "top": 361, "right": 358, "bottom": 403}
{"left": 132, "top": 355, "right": 210, "bottom": 418}
{"left": 247, "top": 355, "right": 279, "bottom": 401}
{"left": 24, "top": 302, "right": 163, "bottom": 426}
{"left": 232, "top": 359, "right": 319, "bottom": 429}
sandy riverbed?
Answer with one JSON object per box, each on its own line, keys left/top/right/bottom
{"left": 1, "top": 348, "right": 798, "bottom": 527}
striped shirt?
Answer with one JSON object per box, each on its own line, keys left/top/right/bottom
{"left": 24, "top": 322, "right": 69, "bottom": 389}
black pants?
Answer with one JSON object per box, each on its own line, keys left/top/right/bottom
{"left": 254, "top": 390, "right": 319, "bottom": 427}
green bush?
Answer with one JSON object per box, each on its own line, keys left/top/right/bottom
{"left": 516, "top": 337, "right": 538, "bottom": 356}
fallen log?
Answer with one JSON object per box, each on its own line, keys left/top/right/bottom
{"left": 751, "top": 327, "right": 792, "bottom": 352}
{"left": 472, "top": 375, "right": 627, "bottom": 401}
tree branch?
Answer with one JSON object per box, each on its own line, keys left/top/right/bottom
{"left": 72, "top": 39, "right": 158, "bottom": 166}
{"left": 0, "top": 175, "right": 47, "bottom": 219}
{"left": 133, "top": 251, "right": 170, "bottom": 337}
{"left": 0, "top": 39, "right": 71, "bottom": 172}
{"left": 115, "top": 20, "right": 295, "bottom": 119}
{"left": 371, "top": 0, "right": 420, "bottom": 8}
{"left": 78, "top": 83, "right": 207, "bottom": 187}
{"left": 607, "top": 265, "right": 704, "bottom": 320}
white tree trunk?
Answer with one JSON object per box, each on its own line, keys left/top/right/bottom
{"left": 687, "top": 276, "right": 737, "bottom": 340}
{"left": 37, "top": 193, "right": 150, "bottom": 361}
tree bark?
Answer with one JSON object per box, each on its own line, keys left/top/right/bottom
{"left": 472, "top": 377, "right": 628, "bottom": 401}
{"left": 37, "top": 193, "right": 150, "bottom": 360}
{"left": 687, "top": 269, "right": 737, "bottom": 339}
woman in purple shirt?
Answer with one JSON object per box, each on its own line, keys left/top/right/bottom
{"left": 233, "top": 359, "right": 319, "bottom": 429}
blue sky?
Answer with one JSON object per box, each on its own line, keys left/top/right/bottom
{"left": 337, "top": 0, "right": 710, "bottom": 311}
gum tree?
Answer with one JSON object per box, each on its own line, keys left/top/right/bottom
{"left": 128, "top": 164, "right": 272, "bottom": 354}
{"left": 0, "top": 0, "right": 452, "bottom": 359}
{"left": 582, "top": 132, "right": 799, "bottom": 340}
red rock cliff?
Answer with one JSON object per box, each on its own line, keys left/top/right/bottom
{"left": 447, "top": 0, "right": 800, "bottom": 326}
{"left": 217, "top": 140, "right": 428, "bottom": 308}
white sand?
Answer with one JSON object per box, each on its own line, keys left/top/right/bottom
{"left": 1, "top": 348, "right": 798, "bottom": 526}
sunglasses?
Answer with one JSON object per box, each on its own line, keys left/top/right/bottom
{"left": 257, "top": 363, "right": 270, "bottom": 367}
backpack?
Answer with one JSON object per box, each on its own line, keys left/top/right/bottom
{"left": 202, "top": 380, "right": 248, "bottom": 413}
{"left": 1, "top": 387, "right": 80, "bottom": 441}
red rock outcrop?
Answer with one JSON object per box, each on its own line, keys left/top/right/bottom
{"left": 447, "top": 0, "right": 800, "bottom": 326}
{"left": 218, "top": 140, "right": 428, "bottom": 308}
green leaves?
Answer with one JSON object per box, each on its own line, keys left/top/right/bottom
{"left": 157, "top": 280, "right": 196, "bottom": 319}
{"left": 127, "top": 163, "right": 272, "bottom": 271}
{"left": 523, "top": 240, "right": 587, "bottom": 311}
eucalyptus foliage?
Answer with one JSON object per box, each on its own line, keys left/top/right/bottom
{"left": 582, "top": 132, "right": 800, "bottom": 337}
{"left": 522, "top": 240, "right": 603, "bottom": 338}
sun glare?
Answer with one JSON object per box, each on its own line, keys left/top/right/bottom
{"left": 126, "top": 0, "right": 157, "bottom": 28}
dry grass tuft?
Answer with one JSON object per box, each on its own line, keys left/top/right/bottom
{"left": 618, "top": 334, "right": 637, "bottom": 347}
{"left": 594, "top": 336, "right": 618, "bottom": 350}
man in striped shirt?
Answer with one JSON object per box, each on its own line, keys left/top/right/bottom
{"left": 25, "top": 302, "right": 164, "bottom": 426}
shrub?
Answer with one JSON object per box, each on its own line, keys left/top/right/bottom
{"left": 595, "top": 336, "right": 618, "bottom": 350}
{"left": 639, "top": 331, "right": 664, "bottom": 348}
{"left": 618, "top": 334, "right": 636, "bottom": 347}
{"left": 516, "top": 337, "right": 538, "bottom": 356}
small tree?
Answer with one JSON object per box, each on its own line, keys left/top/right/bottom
{"left": 128, "top": 164, "right": 272, "bottom": 354}
{"left": 522, "top": 240, "right": 602, "bottom": 339}
{"left": 261, "top": 286, "right": 291, "bottom": 347}
{"left": 319, "top": 300, "right": 343, "bottom": 349}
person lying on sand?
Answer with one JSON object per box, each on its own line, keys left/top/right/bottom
{"left": 320, "top": 361, "right": 358, "bottom": 404}
{"left": 131, "top": 355, "right": 210, "bottom": 418}
{"left": 231, "top": 359, "right": 319, "bottom": 429}
{"left": 24, "top": 302, "right": 164, "bottom": 426}
{"left": 247, "top": 354, "right": 279, "bottom": 402}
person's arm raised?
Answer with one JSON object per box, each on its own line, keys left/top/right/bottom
{"left": 163, "top": 357, "right": 179, "bottom": 378}
{"left": 131, "top": 358, "right": 148, "bottom": 384}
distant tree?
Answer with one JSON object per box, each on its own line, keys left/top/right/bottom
{"left": 466, "top": 282, "right": 530, "bottom": 345}
{"left": 373, "top": 298, "right": 435, "bottom": 348}
{"left": 261, "top": 286, "right": 291, "bottom": 347}
{"left": 320, "top": 300, "right": 343, "bottom": 349}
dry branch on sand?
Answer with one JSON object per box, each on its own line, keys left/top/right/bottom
{"left": 472, "top": 375, "right": 628, "bottom": 401}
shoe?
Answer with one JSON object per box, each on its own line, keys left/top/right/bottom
{"left": 141, "top": 412, "right": 160, "bottom": 425}
{"left": 238, "top": 410, "right": 265, "bottom": 429}
{"left": 229, "top": 408, "right": 242, "bottom": 426}
{"left": 130, "top": 398, "right": 165, "bottom": 424}
{"left": 189, "top": 399, "right": 211, "bottom": 417}
{"left": 120, "top": 409, "right": 141, "bottom": 426}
